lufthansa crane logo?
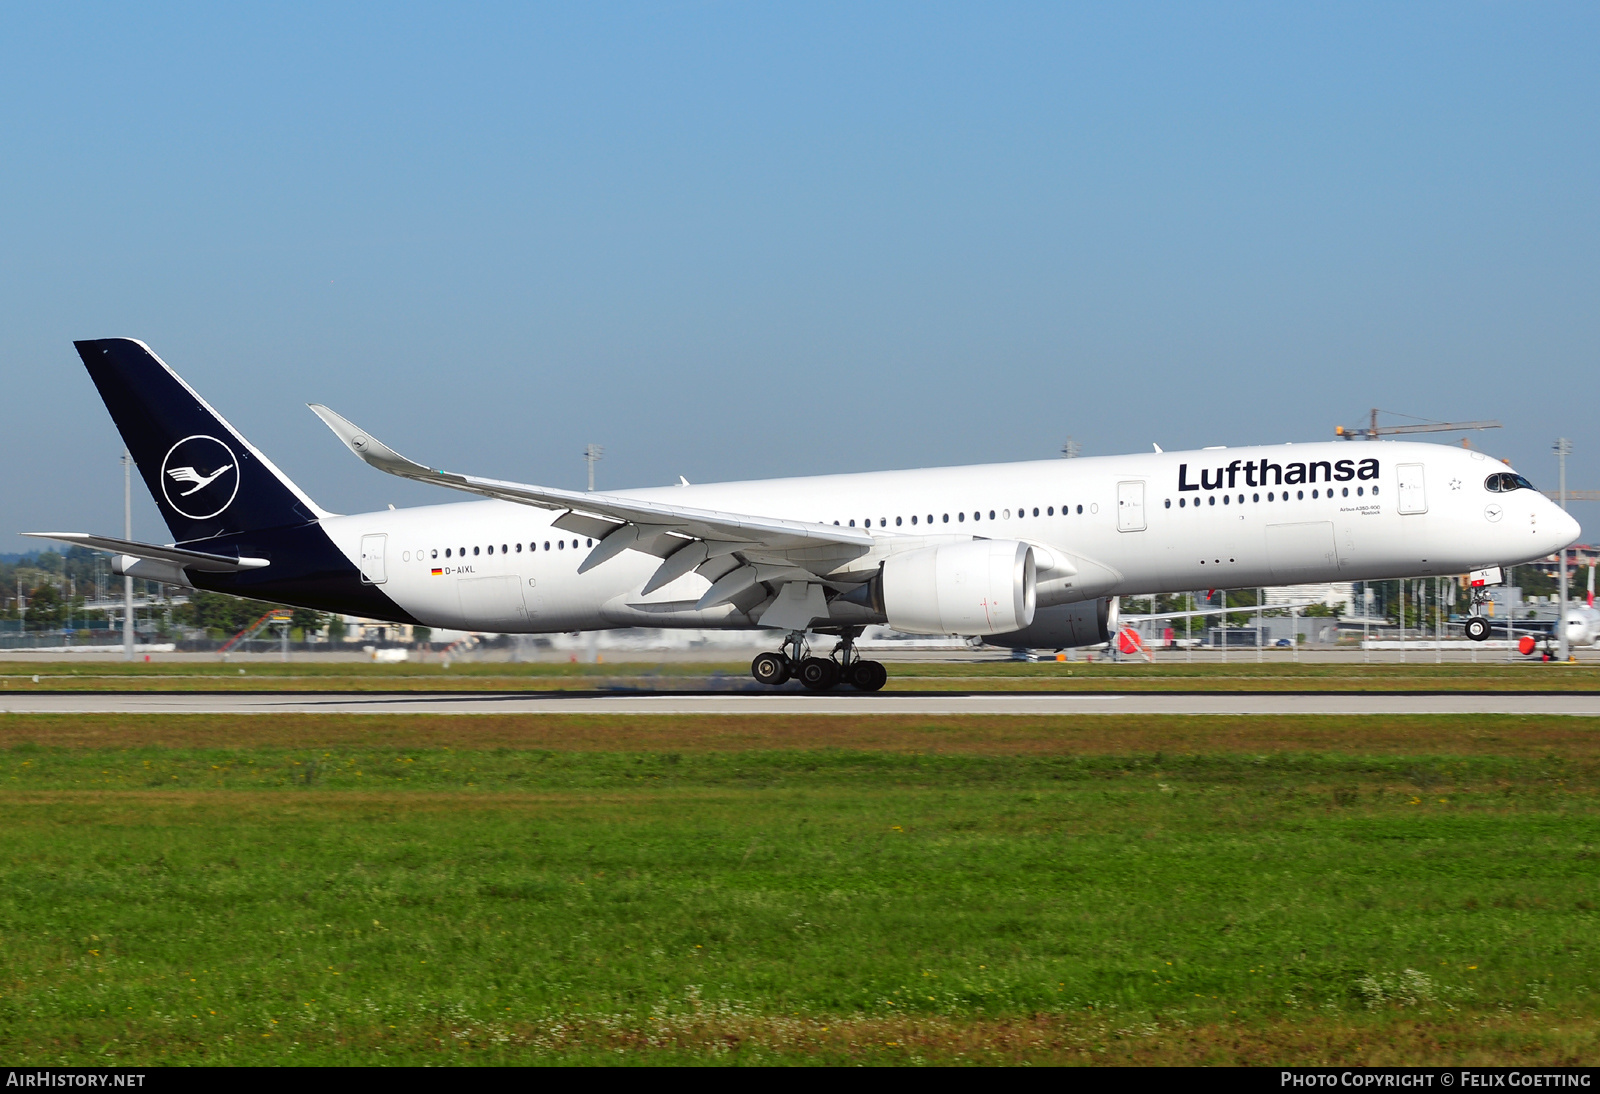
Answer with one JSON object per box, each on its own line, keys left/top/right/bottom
{"left": 160, "top": 435, "right": 240, "bottom": 520}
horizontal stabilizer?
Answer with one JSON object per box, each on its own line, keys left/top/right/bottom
{"left": 22, "top": 532, "right": 270, "bottom": 572}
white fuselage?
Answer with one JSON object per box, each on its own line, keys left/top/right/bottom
{"left": 317, "top": 440, "right": 1581, "bottom": 634}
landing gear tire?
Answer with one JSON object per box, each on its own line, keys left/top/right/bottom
{"left": 751, "top": 651, "right": 790, "bottom": 686}
{"left": 1465, "top": 616, "right": 1491, "bottom": 642}
{"left": 798, "top": 656, "right": 841, "bottom": 691}
{"left": 848, "top": 659, "right": 887, "bottom": 692}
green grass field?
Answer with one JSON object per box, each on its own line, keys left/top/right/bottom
{"left": 4, "top": 659, "right": 1599, "bottom": 692}
{"left": 2, "top": 713, "right": 1597, "bottom": 1065}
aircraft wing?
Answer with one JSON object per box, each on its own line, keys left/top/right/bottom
{"left": 20, "top": 532, "right": 270, "bottom": 572}
{"left": 308, "top": 404, "right": 876, "bottom": 603}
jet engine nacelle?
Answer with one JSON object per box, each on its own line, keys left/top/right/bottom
{"left": 880, "top": 539, "right": 1036, "bottom": 636}
{"left": 982, "top": 597, "right": 1117, "bottom": 650}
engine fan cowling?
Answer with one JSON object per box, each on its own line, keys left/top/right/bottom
{"left": 880, "top": 539, "right": 1037, "bottom": 635}
{"left": 982, "top": 597, "right": 1116, "bottom": 650}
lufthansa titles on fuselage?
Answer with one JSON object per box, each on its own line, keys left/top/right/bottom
{"left": 1177, "top": 456, "right": 1380, "bottom": 493}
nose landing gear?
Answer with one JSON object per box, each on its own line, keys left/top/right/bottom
{"left": 749, "top": 628, "right": 887, "bottom": 691}
{"left": 1465, "top": 586, "right": 1494, "bottom": 642}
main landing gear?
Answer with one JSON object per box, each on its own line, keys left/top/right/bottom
{"left": 750, "top": 629, "right": 887, "bottom": 692}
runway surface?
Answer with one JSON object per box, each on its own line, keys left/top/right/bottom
{"left": 6, "top": 691, "right": 1600, "bottom": 715}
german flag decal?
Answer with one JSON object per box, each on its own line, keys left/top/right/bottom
{"left": 431, "top": 568, "right": 443, "bottom": 576}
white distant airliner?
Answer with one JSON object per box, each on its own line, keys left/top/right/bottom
{"left": 28, "top": 339, "right": 1582, "bottom": 689}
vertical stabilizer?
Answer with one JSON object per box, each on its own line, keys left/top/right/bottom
{"left": 74, "top": 338, "right": 328, "bottom": 543}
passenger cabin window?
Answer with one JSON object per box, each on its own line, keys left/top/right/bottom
{"left": 445, "top": 548, "right": 451, "bottom": 558}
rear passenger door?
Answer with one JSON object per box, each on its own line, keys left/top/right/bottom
{"left": 359, "top": 534, "right": 387, "bottom": 584}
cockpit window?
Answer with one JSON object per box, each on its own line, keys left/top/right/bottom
{"left": 1485, "top": 472, "right": 1536, "bottom": 493}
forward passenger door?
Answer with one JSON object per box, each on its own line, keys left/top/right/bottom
{"left": 1116, "top": 481, "right": 1146, "bottom": 532}
{"left": 1397, "top": 464, "right": 1428, "bottom": 515}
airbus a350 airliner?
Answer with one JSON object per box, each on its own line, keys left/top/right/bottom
{"left": 28, "top": 339, "right": 1582, "bottom": 689}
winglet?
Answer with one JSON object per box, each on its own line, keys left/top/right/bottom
{"left": 307, "top": 404, "right": 435, "bottom": 479}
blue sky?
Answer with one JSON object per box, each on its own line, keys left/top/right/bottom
{"left": 2, "top": 2, "right": 1596, "bottom": 546}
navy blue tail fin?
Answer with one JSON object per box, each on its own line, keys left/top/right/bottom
{"left": 75, "top": 338, "right": 328, "bottom": 543}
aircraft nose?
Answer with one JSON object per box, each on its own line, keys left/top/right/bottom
{"left": 1550, "top": 506, "right": 1582, "bottom": 552}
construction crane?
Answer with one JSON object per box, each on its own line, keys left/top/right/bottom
{"left": 1334, "top": 408, "right": 1501, "bottom": 440}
